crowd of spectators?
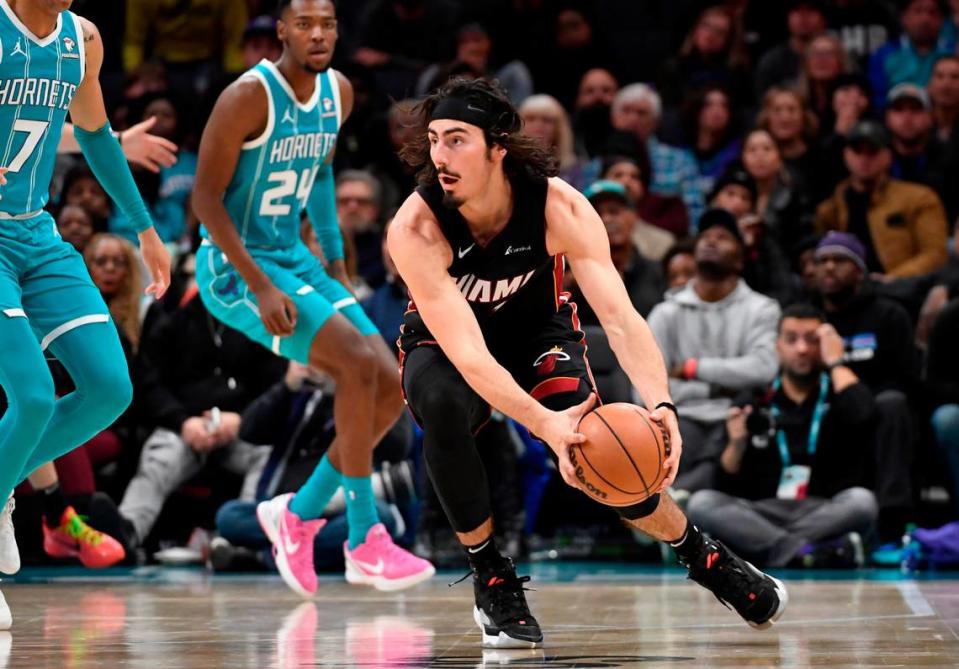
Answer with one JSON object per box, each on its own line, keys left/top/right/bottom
{"left": 7, "top": 0, "right": 959, "bottom": 571}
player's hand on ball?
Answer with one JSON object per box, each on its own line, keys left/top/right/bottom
{"left": 648, "top": 405, "right": 682, "bottom": 492}
{"left": 540, "top": 393, "right": 597, "bottom": 489}
{"left": 138, "top": 227, "right": 171, "bottom": 299}
{"left": 256, "top": 284, "right": 297, "bottom": 337}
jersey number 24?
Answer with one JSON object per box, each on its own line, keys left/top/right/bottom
{"left": 260, "top": 166, "right": 318, "bottom": 217}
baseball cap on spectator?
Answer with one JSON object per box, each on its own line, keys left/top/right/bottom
{"left": 845, "top": 120, "right": 891, "bottom": 149}
{"left": 584, "top": 180, "right": 632, "bottom": 206}
{"left": 708, "top": 163, "right": 757, "bottom": 205}
{"left": 244, "top": 15, "right": 277, "bottom": 42}
{"left": 887, "top": 82, "right": 931, "bottom": 110}
{"left": 698, "top": 208, "right": 745, "bottom": 247}
{"left": 815, "top": 231, "right": 867, "bottom": 272}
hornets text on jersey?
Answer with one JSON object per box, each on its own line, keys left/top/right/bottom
{"left": 208, "top": 59, "right": 341, "bottom": 250}
{"left": 0, "top": 2, "right": 84, "bottom": 216}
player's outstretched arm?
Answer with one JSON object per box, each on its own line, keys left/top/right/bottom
{"left": 192, "top": 77, "right": 296, "bottom": 338}
{"left": 69, "top": 17, "right": 169, "bottom": 298}
{"left": 59, "top": 117, "right": 178, "bottom": 173}
{"left": 388, "top": 194, "right": 595, "bottom": 488}
{"left": 305, "top": 71, "right": 354, "bottom": 289}
{"left": 545, "top": 178, "right": 681, "bottom": 490}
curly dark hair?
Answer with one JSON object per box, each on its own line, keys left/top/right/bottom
{"left": 398, "top": 77, "right": 559, "bottom": 186}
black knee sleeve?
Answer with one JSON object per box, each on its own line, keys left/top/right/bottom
{"left": 616, "top": 493, "right": 661, "bottom": 520}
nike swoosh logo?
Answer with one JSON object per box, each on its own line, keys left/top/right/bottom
{"left": 281, "top": 518, "right": 300, "bottom": 553}
{"left": 458, "top": 244, "right": 475, "bottom": 259}
{"left": 352, "top": 557, "right": 385, "bottom": 575}
{"left": 467, "top": 104, "right": 485, "bottom": 113}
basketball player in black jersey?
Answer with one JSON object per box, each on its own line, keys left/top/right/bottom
{"left": 388, "top": 79, "right": 788, "bottom": 648}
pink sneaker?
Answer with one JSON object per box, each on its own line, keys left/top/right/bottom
{"left": 257, "top": 493, "right": 326, "bottom": 598}
{"left": 344, "top": 524, "right": 435, "bottom": 592}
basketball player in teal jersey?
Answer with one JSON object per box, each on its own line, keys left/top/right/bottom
{"left": 193, "top": 0, "right": 434, "bottom": 597}
{"left": 0, "top": 0, "right": 171, "bottom": 630}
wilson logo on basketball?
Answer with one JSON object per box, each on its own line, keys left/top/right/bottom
{"left": 569, "top": 448, "right": 608, "bottom": 499}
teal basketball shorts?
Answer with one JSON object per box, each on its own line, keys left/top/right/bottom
{"left": 0, "top": 211, "right": 110, "bottom": 349}
{"left": 196, "top": 240, "right": 378, "bottom": 364}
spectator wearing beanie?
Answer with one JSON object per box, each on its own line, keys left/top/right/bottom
{"left": 812, "top": 231, "right": 920, "bottom": 540}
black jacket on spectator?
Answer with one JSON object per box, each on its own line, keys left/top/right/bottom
{"left": 818, "top": 287, "right": 918, "bottom": 395}
{"left": 727, "top": 378, "right": 875, "bottom": 500}
{"left": 926, "top": 298, "right": 959, "bottom": 408}
{"left": 569, "top": 247, "right": 665, "bottom": 323}
{"left": 136, "top": 292, "right": 286, "bottom": 434}
{"left": 742, "top": 236, "right": 799, "bottom": 307}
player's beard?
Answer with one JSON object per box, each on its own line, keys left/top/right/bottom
{"left": 441, "top": 191, "right": 465, "bottom": 209}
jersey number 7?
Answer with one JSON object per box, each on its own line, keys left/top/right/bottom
{"left": 7, "top": 119, "right": 50, "bottom": 173}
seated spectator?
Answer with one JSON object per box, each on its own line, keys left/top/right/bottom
{"left": 815, "top": 120, "right": 948, "bottom": 278}
{"left": 56, "top": 204, "right": 96, "bottom": 254}
{"left": 657, "top": 5, "right": 751, "bottom": 107}
{"left": 354, "top": 0, "right": 463, "bottom": 99}
{"left": 818, "top": 73, "right": 875, "bottom": 189}
{"left": 84, "top": 234, "right": 142, "bottom": 354}
{"left": 830, "top": 0, "right": 900, "bottom": 71}
{"left": 611, "top": 84, "right": 706, "bottom": 226}
{"left": 569, "top": 181, "right": 666, "bottom": 322}
{"left": 212, "top": 363, "right": 405, "bottom": 572}
{"left": 687, "top": 304, "right": 878, "bottom": 568}
{"left": 118, "top": 286, "right": 286, "bottom": 549}
{"left": 756, "top": 86, "right": 827, "bottom": 201}
{"left": 812, "top": 232, "right": 920, "bottom": 540}
{"left": 601, "top": 152, "right": 690, "bottom": 238}
{"left": 415, "top": 23, "right": 533, "bottom": 103}
{"left": 60, "top": 164, "right": 111, "bottom": 233}
{"left": 519, "top": 95, "right": 586, "bottom": 187}
{"left": 799, "top": 34, "right": 856, "bottom": 129}
{"left": 928, "top": 55, "right": 959, "bottom": 142}
{"left": 927, "top": 291, "right": 959, "bottom": 515}
{"left": 708, "top": 164, "right": 798, "bottom": 306}
{"left": 240, "top": 16, "right": 282, "bottom": 70}
{"left": 681, "top": 84, "right": 743, "bottom": 197}
{"left": 336, "top": 170, "right": 386, "bottom": 289}
{"left": 662, "top": 240, "right": 697, "bottom": 292}
{"left": 647, "top": 209, "right": 781, "bottom": 493}
{"left": 868, "top": 0, "right": 954, "bottom": 109}
{"left": 741, "top": 128, "right": 814, "bottom": 257}
{"left": 123, "top": 0, "right": 247, "bottom": 97}
{"left": 755, "top": 0, "right": 828, "bottom": 97}
{"left": 885, "top": 83, "right": 959, "bottom": 224}
{"left": 527, "top": 4, "right": 612, "bottom": 111}
{"left": 110, "top": 93, "right": 196, "bottom": 245}
{"left": 573, "top": 68, "right": 618, "bottom": 158}
{"left": 592, "top": 161, "right": 676, "bottom": 260}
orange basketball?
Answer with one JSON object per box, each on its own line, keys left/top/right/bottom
{"left": 569, "top": 403, "right": 671, "bottom": 506}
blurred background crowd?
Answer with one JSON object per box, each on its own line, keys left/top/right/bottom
{"left": 7, "top": 0, "right": 959, "bottom": 573}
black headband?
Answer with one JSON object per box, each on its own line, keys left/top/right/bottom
{"left": 429, "top": 96, "right": 495, "bottom": 131}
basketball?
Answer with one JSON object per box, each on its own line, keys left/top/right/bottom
{"left": 570, "top": 403, "right": 671, "bottom": 506}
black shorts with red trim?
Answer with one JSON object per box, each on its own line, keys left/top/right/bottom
{"left": 400, "top": 300, "right": 597, "bottom": 432}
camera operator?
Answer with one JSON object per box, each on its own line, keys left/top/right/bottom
{"left": 687, "top": 303, "right": 879, "bottom": 568}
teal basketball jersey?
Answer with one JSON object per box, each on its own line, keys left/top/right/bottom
{"left": 215, "top": 59, "right": 341, "bottom": 251}
{"left": 0, "top": 3, "right": 84, "bottom": 216}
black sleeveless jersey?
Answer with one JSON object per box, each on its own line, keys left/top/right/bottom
{"left": 399, "top": 175, "right": 566, "bottom": 358}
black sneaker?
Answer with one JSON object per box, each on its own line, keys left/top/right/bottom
{"left": 472, "top": 558, "right": 543, "bottom": 648}
{"left": 681, "top": 537, "right": 788, "bottom": 629}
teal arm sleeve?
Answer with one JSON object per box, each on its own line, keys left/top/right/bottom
{"left": 74, "top": 122, "right": 153, "bottom": 234}
{"left": 306, "top": 163, "right": 344, "bottom": 262}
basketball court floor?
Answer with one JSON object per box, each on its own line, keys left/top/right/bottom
{"left": 1, "top": 564, "right": 958, "bottom": 668}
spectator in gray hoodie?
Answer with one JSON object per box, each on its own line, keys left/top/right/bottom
{"left": 646, "top": 209, "right": 782, "bottom": 494}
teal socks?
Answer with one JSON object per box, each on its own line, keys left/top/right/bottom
{"left": 289, "top": 454, "right": 341, "bottom": 520}
{"left": 343, "top": 475, "right": 379, "bottom": 550}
